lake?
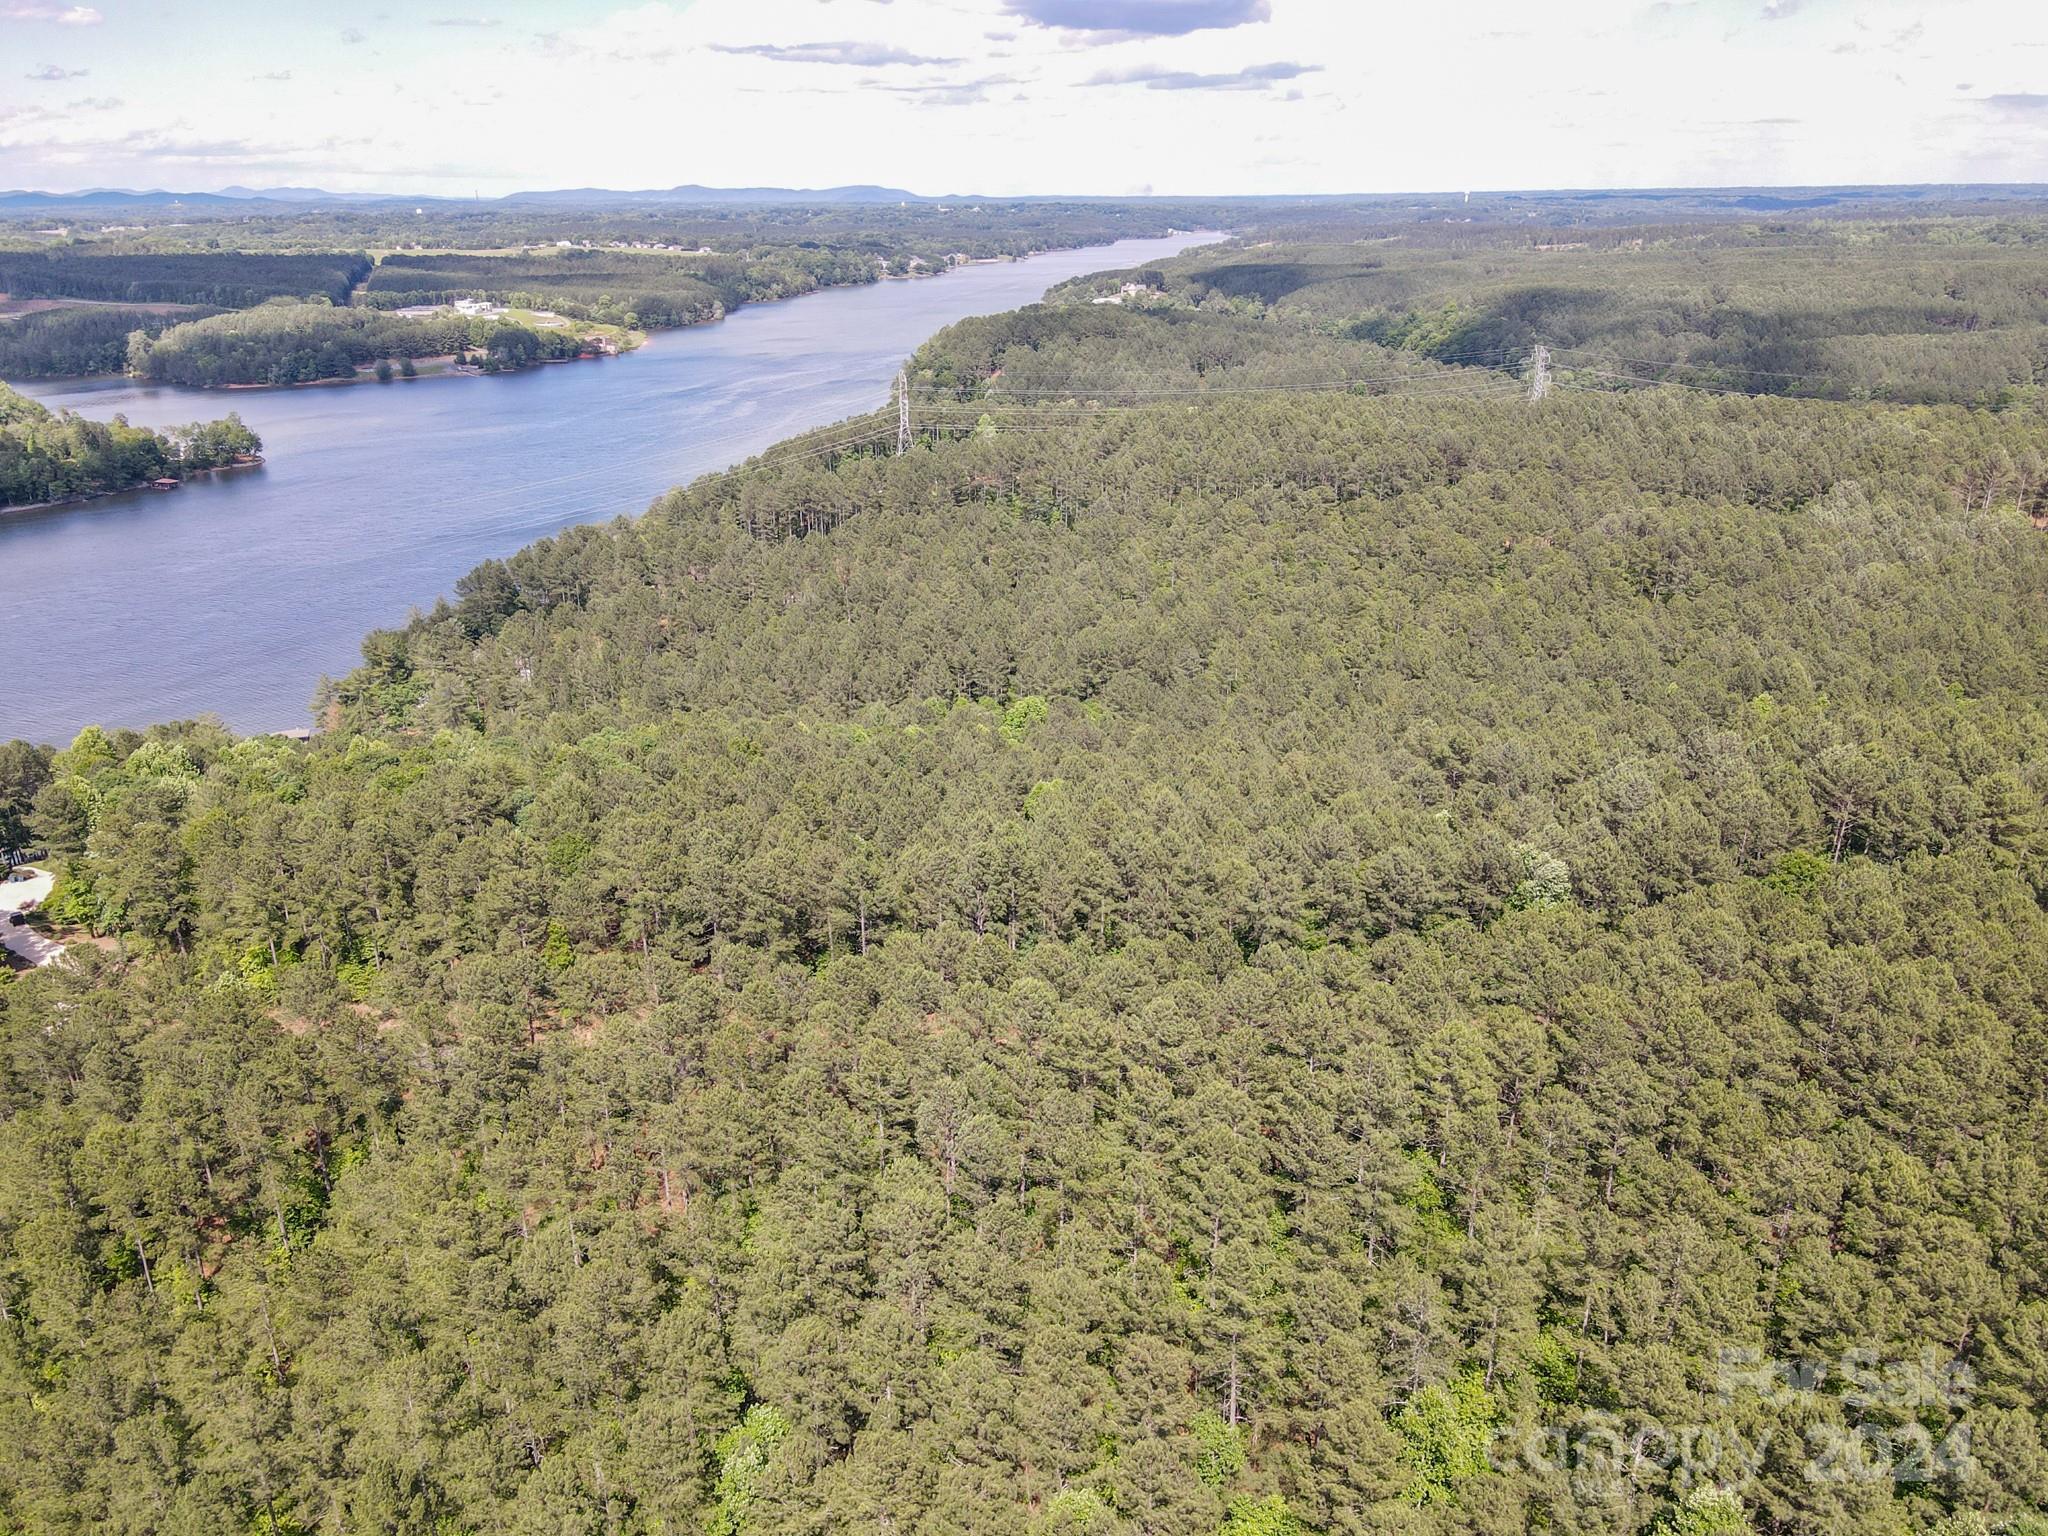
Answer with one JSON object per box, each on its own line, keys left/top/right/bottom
{"left": 3, "top": 232, "right": 1214, "bottom": 744}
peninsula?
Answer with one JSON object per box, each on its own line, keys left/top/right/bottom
{"left": 0, "top": 382, "right": 261, "bottom": 512}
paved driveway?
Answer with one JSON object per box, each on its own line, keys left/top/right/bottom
{"left": 1, "top": 869, "right": 66, "bottom": 968}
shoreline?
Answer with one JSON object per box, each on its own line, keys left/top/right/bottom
{"left": 10, "top": 231, "right": 1225, "bottom": 393}
{"left": 133, "top": 336, "right": 644, "bottom": 393}
{"left": 0, "top": 454, "right": 264, "bottom": 519}
{"left": 2, "top": 228, "right": 1220, "bottom": 744}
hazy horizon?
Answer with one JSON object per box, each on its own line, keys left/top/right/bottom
{"left": 3, "top": 0, "right": 2043, "bottom": 198}
{"left": 8, "top": 178, "right": 2048, "bottom": 204}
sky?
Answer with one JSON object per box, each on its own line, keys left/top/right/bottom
{"left": 1, "top": 0, "right": 2044, "bottom": 196}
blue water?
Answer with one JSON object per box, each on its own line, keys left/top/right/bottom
{"left": 2, "top": 233, "right": 1214, "bottom": 743}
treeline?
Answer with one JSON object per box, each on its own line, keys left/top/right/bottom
{"left": 0, "top": 304, "right": 215, "bottom": 379}
{"left": 360, "top": 246, "right": 883, "bottom": 328}
{"left": 0, "top": 249, "right": 369, "bottom": 307}
{"left": 128, "top": 302, "right": 591, "bottom": 386}
{"left": 17, "top": 199, "right": 1198, "bottom": 269}
{"left": 908, "top": 301, "right": 1492, "bottom": 410}
{"left": 0, "top": 382, "right": 259, "bottom": 508}
{"left": 1064, "top": 223, "right": 2048, "bottom": 406}
{"left": 2, "top": 382, "right": 2044, "bottom": 1534}
{"left": 14, "top": 190, "right": 2047, "bottom": 268}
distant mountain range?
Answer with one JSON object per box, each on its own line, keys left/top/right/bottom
{"left": 501, "top": 184, "right": 922, "bottom": 206}
{"left": 0, "top": 183, "right": 927, "bottom": 214}
{"left": 3, "top": 182, "right": 2046, "bottom": 217}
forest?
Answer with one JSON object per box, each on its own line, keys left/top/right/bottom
{"left": 0, "top": 199, "right": 1195, "bottom": 271}
{"left": 0, "top": 205, "right": 1171, "bottom": 387}
{"left": 0, "top": 306, "right": 212, "bottom": 379}
{"left": 124, "top": 303, "right": 606, "bottom": 388}
{"left": 19, "top": 203, "right": 2042, "bottom": 400}
{"left": 904, "top": 300, "right": 1500, "bottom": 412}
{"left": 1037, "top": 221, "right": 2048, "bottom": 408}
{"left": 9, "top": 185, "right": 2045, "bottom": 260}
{"left": 357, "top": 246, "right": 885, "bottom": 329}
{"left": 0, "top": 382, "right": 259, "bottom": 508}
{"left": 0, "top": 251, "right": 370, "bottom": 309}
{"left": 2, "top": 233, "right": 2046, "bottom": 1536}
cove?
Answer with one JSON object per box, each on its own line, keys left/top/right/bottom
{"left": 3, "top": 232, "right": 1214, "bottom": 744}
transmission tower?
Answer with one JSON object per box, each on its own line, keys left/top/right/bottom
{"left": 1527, "top": 343, "right": 1552, "bottom": 404}
{"left": 896, "top": 370, "right": 910, "bottom": 455}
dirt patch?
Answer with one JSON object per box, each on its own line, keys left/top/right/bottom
{"left": 0, "top": 293, "right": 204, "bottom": 320}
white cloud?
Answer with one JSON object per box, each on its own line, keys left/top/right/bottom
{"left": 711, "top": 40, "right": 964, "bottom": 65}
{"left": 1004, "top": 0, "right": 1271, "bottom": 37}
{"left": 2, "top": 3, "right": 101, "bottom": 20}
{"left": 1084, "top": 60, "right": 1318, "bottom": 91}
{"left": 1, "top": 0, "right": 2043, "bottom": 195}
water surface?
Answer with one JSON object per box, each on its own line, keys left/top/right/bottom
{"left": 4, "top": 233, "right": 1213, "bottom": 743}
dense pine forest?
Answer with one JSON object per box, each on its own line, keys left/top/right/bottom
{"left": 1038, "top": 222, "right": 2048, "bottom": 408}
{"left": 0, "top": 307, "right": 210, "bottom": 380}
{"left": 1, "top": 212, "right": 2047, "bottom": 1536}
{"left": 124, "top": 304, "right": 611, "bottom": 388}
{"left": 0, "top": 251, "right": 371, "bottom": 309}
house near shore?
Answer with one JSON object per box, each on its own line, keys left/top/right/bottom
{"left": 1091, "top": 283, "right": 1153, "bottom": 307}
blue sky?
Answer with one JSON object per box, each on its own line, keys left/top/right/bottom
{"left": 1, "top": 0, "right": 2043, "bottom": 195}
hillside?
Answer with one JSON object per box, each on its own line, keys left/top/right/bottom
{"left": 1, "top": 360, "right": 2044, "bottom": 1533}
{"left": 1041, "top": 221, "right": 2048, "bottom": 409}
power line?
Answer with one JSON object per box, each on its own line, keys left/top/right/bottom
{"left": 1551, "top": 349, "right": 1847, "bottom": 385}
{"left": 716, "top": 370, "right": 1531, "bottom": 487}
{"left": 911, "top": 362, "right": 1528, "bottom": 404}
{"left": 961, "top": 344, "right": 1529, "bottom": 387}
{"left": 1572, "top": 367, "right": 1775, "bottom": 398}
{"left": 909, "top": 383, "right": 1525, "bottom": 422}
{"left": 952, "top": 373, "right": 1511, "bottom": 400}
